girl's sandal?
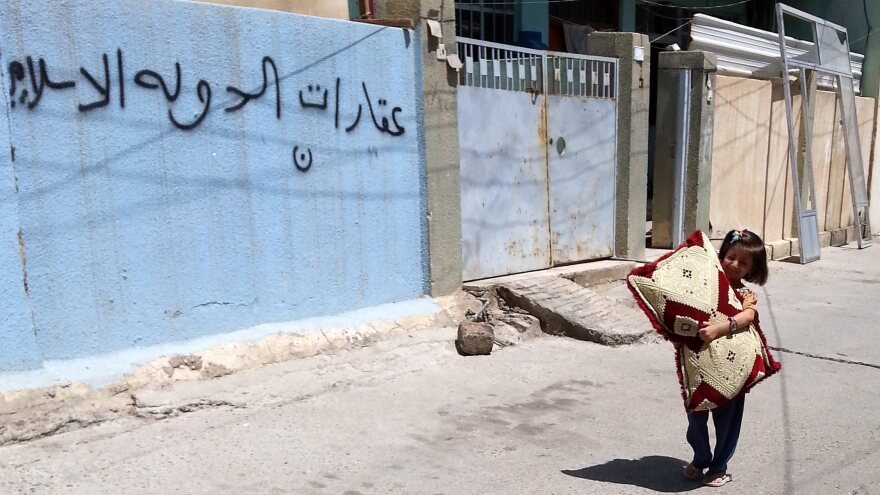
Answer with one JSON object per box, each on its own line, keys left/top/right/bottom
{"left": 702, "top": 473, "right": 733, "bottom": 487}
{"left": 683, "top": 464, "right": 702, "bottom": 480}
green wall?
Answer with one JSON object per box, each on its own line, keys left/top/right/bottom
{"left": 515, "top": 2, "right": 548, "bottom": 48}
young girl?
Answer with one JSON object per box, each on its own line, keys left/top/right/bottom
{"left": 684, "top": 229, "right": 769, "bottom": 487}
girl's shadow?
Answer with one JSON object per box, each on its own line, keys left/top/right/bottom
{"left": 562, "top": 455, "right": 702, "bottom": 493}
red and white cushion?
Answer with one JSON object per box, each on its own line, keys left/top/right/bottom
{"left": 627, "top": 231, "right": 781, "bottom": 412}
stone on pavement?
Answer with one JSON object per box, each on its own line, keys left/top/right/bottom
{"left": 456, "top": 322, "right": 494, "bottom": 355}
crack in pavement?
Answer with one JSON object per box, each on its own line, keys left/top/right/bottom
{"left": 769, "top": 346, "right": 880, "bottom": 370}
{"left": 132, "top": 399, "right": 246, "bottom": 420}
{"left": 1, "top": 398, "right": 246, "bottom": 446}
{"left": 2, "top": 417, "right": 111, "bottom": 445}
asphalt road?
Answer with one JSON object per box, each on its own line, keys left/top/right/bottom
{"left": 1, "top": 244, "right": 878, "bottom": 494}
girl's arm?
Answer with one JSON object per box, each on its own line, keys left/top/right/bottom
{"left": 697, "top": 292, "right": 759, "bottom": 342}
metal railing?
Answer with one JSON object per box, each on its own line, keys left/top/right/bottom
{"left": 457, "top": 37, "right": 545, "bottom": 92}
{"left": 457, "top": 37, "right": 618, "bottom": 99}
{"left": 547, "top": 52, "right": 617, "bottom": 98}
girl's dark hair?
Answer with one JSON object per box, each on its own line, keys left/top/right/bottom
{"left": 718, "top": 229, "right": 768, "bottom": 285}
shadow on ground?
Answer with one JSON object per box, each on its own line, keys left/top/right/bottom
{"left": 562, "top": 455, "right": 702, "bottom": 493}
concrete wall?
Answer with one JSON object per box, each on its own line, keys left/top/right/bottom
{"left": 709, "top": 76, "right": 772, "bottom": 240}
{"left": 810, "top": 90, "right": 838, "bottom": 235}
{"left": 871, "top": 97, "right": 880, "bottom": 233}
{"left": 839, "top": 96, "right": 875, "bottom": 234}
{"left": 764, "top": 81, "right": 800, "bottom": 243}
{"left": 192, "top": 0, "right": 350, "bottom": 19}
{"left": 0, "top": 0, "right": 427, "bottom": 371}
{"left": 0, "top": 112, "right": 40, "bottom": 371}
{"left": 370, "top": 0, "right": 462, "bottom": 296}
{"left": 652, "top": 51, "right": 716, "bottom": 248}
{"left": 587, "top": 32, "right": 649, "bottom": 261}
{"left": 709, "top": 74, "right": 878, "bottom": 245}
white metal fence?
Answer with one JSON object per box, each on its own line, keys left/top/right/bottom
{"left": 458, "top": 38, "right": 544, "bottom": 92}
{"left": 547, "top": 52, "right": 616, "bottom": 98}
{"left": 457, "top": 37, "right": 618, "bottom": 98}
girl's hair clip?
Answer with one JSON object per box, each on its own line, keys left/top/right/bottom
{"left": 731, "top": 230, "right": 742, "bottom": 243}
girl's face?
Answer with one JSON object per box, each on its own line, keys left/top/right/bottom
{"left": 722, "top": 243, "right": 753, "bottom": 285}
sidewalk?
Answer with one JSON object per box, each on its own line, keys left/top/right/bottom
{"left": 1, "top": 243, "right": 878, "bottom": 494}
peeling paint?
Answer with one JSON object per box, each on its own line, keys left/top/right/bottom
{"left": 15, "top": 227, "right": 38, "bottom": 338}
{"left": 16, "top": 228, "right": 28, "bottom": 296}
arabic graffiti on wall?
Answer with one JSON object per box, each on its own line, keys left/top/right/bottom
{"left": 0, "top": 0, "right": 427, "bottom": 375}
{"left": 6, "top": 52, "right": 407, "bottom": 172}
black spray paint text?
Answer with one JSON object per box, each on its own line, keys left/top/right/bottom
{"left": 7, "top": 50, "right": 408, "bottom": 172}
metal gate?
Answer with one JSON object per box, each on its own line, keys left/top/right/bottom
{"left": 458, "top": 38, "right": 618, "bottom": 280}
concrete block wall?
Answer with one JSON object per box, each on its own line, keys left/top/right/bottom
{"left": 709, "top": 74, "right": 877, "bottom": 247}
{"left": 0, "top": 0, "right": 427, "bottom": 371}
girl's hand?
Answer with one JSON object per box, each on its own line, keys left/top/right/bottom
{"left": 742, "top": 291, "right": 757, "bottom": 311}
{"left": 698, "top": 321, "right": 726, "bottom": 342}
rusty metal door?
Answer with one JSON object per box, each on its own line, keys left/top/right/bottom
{"left": 457, "top": 41, "right": 549, "bottom": 281}
{"left": 546, "top": 53, "right": 617, "bottom": 263}
{"left": 457, "top": 39, "right": 618, "bottom": 280}
{"left": 458, "top": 86, "right": 550, "bottom": 279}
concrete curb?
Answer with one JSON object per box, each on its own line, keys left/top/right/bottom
{"left": 464, "top": 260, "right": 654, "bottom": 347}
{"left": 0, "top": 292, "right": 480, "bottom": 446}
{"left": 463, "top": 259, "right": 638, "bottom": 292}
{"left": 496, "top": 278, "right": 653, "bottom": 347}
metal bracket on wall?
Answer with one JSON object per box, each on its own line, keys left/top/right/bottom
{"left": 776, "top": 4, "right": 872, "bottom": 264}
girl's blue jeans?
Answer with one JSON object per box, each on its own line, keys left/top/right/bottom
{"left": 686, "top": 394, "right": 745, "bottom": 476}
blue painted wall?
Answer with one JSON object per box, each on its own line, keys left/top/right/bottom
{"left": 0, "top": 0, "right": 427, "bottom": 370}
{"left": 0, "top": 98, "right": 41, "bottom": 370}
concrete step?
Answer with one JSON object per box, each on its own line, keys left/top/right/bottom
{"left": 591, "top": 279, "right": 641, "bottom": 310}
{"left": 463, "top": 259, "right": 638, "bottom": 292}
{"left": 495, "top": 276, "right": 654, "bottom": 346}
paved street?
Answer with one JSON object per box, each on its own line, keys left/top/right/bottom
{"left": 1, "top": 244, "right": 878, "bottom": 495}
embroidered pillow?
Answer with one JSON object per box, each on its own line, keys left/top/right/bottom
{"left": 627, "top": 230, "right": 781, "bottom": 412}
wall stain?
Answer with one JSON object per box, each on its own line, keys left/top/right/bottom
{"left": 16, "top": 228, "right": 29, "bottom": 296}
{"left": 17, "top": 228, "right": 38, "bottom": 336}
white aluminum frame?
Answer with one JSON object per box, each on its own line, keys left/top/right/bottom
{"left": 777, "top": 4, "right": 872, "bottom": 263}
